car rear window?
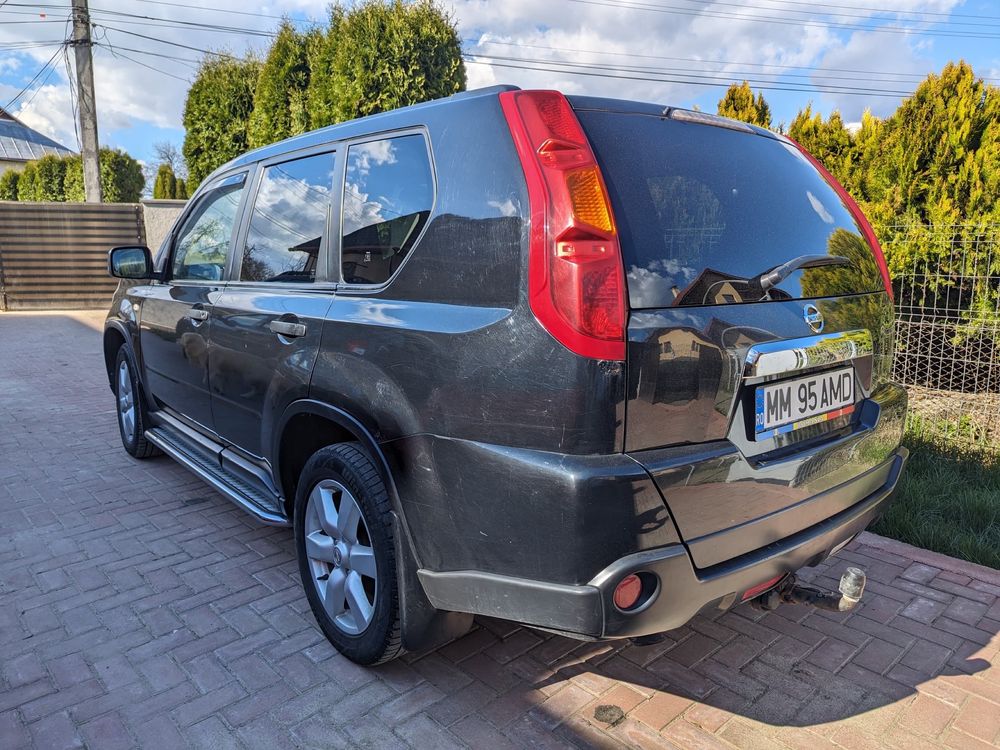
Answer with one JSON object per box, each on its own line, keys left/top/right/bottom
{"left": 576, "top": 110, "right": 883, "bottom": 309}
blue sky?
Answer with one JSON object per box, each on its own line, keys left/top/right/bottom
{"left": 1, "top": 0, "right": 999, "bottom": 183}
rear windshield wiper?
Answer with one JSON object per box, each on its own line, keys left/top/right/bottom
{"left": 757, "top": 254, "right": 850, "bottom": 293}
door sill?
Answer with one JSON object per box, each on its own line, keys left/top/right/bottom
{"left": 145, "top": 422, "right": 289, "bottom": 526}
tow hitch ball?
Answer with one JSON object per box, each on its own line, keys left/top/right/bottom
{"left": 750, "top": 567, "right": 866, "bottom": 613}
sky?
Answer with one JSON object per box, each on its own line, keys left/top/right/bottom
{"left": 1, "top": 0, "right": 1000, "bottom": 177}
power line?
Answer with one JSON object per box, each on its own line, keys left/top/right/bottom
{"left": 62, "top": 42, "right": 80, "bottom": 150}
{"left": 131, "top": 0, "right": 312, "bottom": 23}
{"left": 91, "top": 24, "right": 238, "bottom": 59}
{"left": 2, "top": 45, "right": 64, "bottom": 111}
{"left": 674, "top": 0, "right": 1000, "bottom": 23}
{"left": 0, "top": 40, "right": 66, "bottom": 49}
{"left": 661, "top": 0, "right": 1000, "bottom": 29}
{"left": 16, "top": 47, "right": 62, "bottom": 110}
{"left": 91, "top": 38, "right": 201, "bottom": 67}
{"left": 467, "top": 38, "right": 1000, "bottom": 83}
{"left": 465, "top": 52, "right": 916, "bottom": 93}
{"left": 87, "top": 6, "right": 279, "bottom": 37}
{"left": 462, "top": 56, "right": 911, "bottom": 98}
{"left": 94, "top": 42, "right": 191, "bottom": 82}
{"left": 566, "top": 0, "right": 1000, "bottom": 40}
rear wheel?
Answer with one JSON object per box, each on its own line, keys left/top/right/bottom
{"left": 114, "top": 347, "right": 159, "bottom": 459}
{"left": 294, "top": 443, "right": 403, "bottom": 665}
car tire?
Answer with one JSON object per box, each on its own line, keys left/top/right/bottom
{"left": 114, "top": 347, "right": 160, "bottom": 459}
{"left": 294, "top": 442, "right": 403, "bottom": 665}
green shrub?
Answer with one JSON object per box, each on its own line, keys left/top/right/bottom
{"left": 16, "top": 161, "right": 38, "bottom": 201}
{"left": 153, "top": 163, "right": 179, "bottom": 199}
{"left": 63, "top": 149, "right": 145, "bottom": 202}
{"left": 324, "top": 0, "right": 466, "bottom": 124}
{"left": 248, "top": 21, "right": 312, "bottom": 148}
{"left": 0, "top": 170, "right": 20, "bottom": 201}
{"left": 182, "top": 55, "right": 262, "bottom": 188}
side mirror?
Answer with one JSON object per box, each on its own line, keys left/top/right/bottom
{"left": 108, "top": 245, "right": 155, "bottom": 279}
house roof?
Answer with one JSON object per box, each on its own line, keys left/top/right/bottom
{"left": 0, "top": 107, "right": 74, "bottom": 163}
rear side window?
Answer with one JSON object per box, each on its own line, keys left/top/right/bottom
{"left": 576, "top": 111, "right": 883, "bottom": 309}
{"left": 341, "top": 134, "right": 433, "bottom": 285}
{"left": 241, "top": 152, "right": 335, "bottom": 283}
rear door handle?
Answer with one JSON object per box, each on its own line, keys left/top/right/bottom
{"left": 187, "top": 308, "right": 209, "bottom": 321}
{"left": 269, "top": 320, "right": 307, "bottom": 338}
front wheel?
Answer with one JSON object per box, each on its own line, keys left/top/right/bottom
{"left": 114, "top": 347, "right": 159, "bottom": 459}
{"left": 294, "top": 443, "right": 403, "bottom": 665}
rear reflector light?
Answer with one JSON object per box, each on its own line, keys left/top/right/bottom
{"left": 613, "top": 574, "right": 643, "bottom": 610}
{"left": 786, "top": 137, "right": 894, "bottom": 302}
{"left": 500, "top": 90, "right": 627, "bottom": 361}
{"left": 741, "top": 574, "right": 785, "bottom": 602}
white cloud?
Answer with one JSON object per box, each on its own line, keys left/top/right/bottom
{"left": 810, "top": 30, "right": 933, "bottom": 120}
{"left": 15, "top": 84, "right": 77, "bottom": 149}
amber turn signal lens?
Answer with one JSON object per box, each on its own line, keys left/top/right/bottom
{"left": 565, "top": 166, "right": 614, "bottom": 235}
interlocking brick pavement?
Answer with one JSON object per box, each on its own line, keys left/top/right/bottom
{"left": 1, "top": 311, "right": 999, "bottom": 749}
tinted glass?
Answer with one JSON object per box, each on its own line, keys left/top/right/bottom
{"left": 577, "top": 111, "right": 883, "bottom": 309}
{"left": 242, "top": 153, "right": 335, "bottom": 283}
{"left": 341, "top": 135, "right": 433, "bottom": 285}
{"left": 172, "top": 176, "right": 245, "bottom": 281}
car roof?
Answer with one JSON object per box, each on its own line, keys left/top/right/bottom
{"left": 203, "top": 85, "right": 774, "bottom": 185}
{"left": 215, "top": 85, "right": 519, "bottom": 175}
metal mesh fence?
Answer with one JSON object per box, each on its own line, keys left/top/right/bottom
{"left": 881, "top": 223, "right": 1000, "bottom": 453}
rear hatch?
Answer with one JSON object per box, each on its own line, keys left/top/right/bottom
{"left": 575, "top": 102, "right": 898, "bottom": 568}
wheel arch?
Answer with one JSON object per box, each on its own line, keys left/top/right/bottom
{"left": 273, "top": 400, "right": 402, "bottom": 529}
{"left": 104, "top": 323, "right": 127, "bottom": 390}
{"left": 274, "top": 399, "right": 473, "bottom": 653}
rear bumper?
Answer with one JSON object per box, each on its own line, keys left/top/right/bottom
{"left": 418, "top": 447, "right": 907, "bottom": 639}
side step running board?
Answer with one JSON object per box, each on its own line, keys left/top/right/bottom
{"left": 145, "top": 426, "right": 290, "bottom": 527}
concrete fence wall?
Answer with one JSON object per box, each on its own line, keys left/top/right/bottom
{"left": 0, "top": 199, "right": 186, "bottom": 311}
{"left": 141, "top": 199, "right": 186, "bottom": 256}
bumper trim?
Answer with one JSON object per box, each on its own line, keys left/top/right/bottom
{"left": 418, "top": 447, "right": 907, "bottom": 640}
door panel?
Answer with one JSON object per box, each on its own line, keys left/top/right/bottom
{"left": 137, "top": 172, "right": 248, "bottom": 433}
{"left": 139, "top": 283, "right": 220, "bottom": 424}
{"left": 208, "top": 150, "right": 338, "bottom": 458}
{"left": 209, "top": 289, "right": 333, "bottom": 457}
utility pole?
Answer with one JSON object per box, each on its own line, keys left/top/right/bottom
{"left": 71, "top": 0, "right": 102, "bottom": 203}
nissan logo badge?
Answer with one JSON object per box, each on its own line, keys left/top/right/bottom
{"left": 803, "top": 304, "right": 824, "bottom": 333}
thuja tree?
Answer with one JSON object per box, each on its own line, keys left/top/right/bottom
{"left": 182, "top": 54, "right": 261, "bottom": 188}
{"left": 717, "top": 81, "right": 772, "bottom": 129}
{"left": 319, "top": 0, "right": 466, "bottom": 125}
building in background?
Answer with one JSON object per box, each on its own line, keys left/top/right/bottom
{"left": 0, "top": 107, "right": 74, "bottom": 175}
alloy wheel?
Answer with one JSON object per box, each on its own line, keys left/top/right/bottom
{"left": 303, "top": 478, "right": 378, "bottom": 635}
{"left": 117, "top": 359, "right": 136, "bottom": 443}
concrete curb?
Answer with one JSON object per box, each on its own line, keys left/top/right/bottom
{"left": 858, "top": 530, "right": 1000, "bottom": 587}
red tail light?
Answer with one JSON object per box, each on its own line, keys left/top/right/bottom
{"left": 786, "top": 137, "right": 893, "bottom": 302}
{"left": 500, "top": 90, "right": 627, "bottom": 361}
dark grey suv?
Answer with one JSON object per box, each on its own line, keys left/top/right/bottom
{"left": 105, "top": 86, "right": 908, "bottom": 665}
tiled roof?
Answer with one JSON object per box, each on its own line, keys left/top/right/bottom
{"left": 0, "top": 107, "right": 74, "bottom": 163}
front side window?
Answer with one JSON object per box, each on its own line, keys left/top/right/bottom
{"left": 171, "top": 174, "right": 246, "bottom": 281}
{"left": 341, "top": 134, "right": 433, "bottom": 285}
{"left": 241, "top": 152, "right": 336, "bottom": 283}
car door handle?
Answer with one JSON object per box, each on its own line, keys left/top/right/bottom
{"left": 187, "top": 308, "right": 209, "bottom": 321}
{"left": 269, "top": 320, "right": 307, "bottom": 338}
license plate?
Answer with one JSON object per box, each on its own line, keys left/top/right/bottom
{"left": 754, "top": 367, "right": 855, "bottom": 439}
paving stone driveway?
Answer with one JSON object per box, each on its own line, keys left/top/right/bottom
{"left": 2, "top": 311, "right": 999, "bottom": 750}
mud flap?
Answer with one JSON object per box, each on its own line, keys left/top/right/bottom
{"left": 393, "top": 513, "right": 474, "bottom": 653}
